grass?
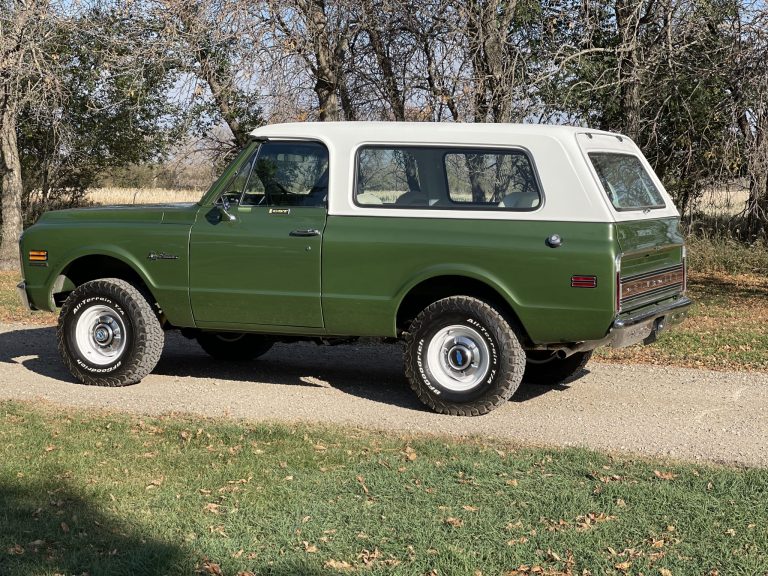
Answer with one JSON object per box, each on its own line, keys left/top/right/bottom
{"left": 1, "top": 401, "right": 767, "bottom": 576}
{"left": 86, "top": 187, "right": 202, "bottom": 205}
{"left": 0, "top": 271, "right": 55, "bottom": 325}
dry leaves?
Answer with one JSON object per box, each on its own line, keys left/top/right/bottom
{"left": 197, "top": 559, "right": 223, "bottom": 575}
{"left": 444, "top": 517, "right": 463, "bottom": 528}
{"left": 654, "top": 470, "right": 677, "bottom": 481}
{"left": 324, "top": 559, "right": 354, "bottom": 570}
{"left": 576, "top": 512, "right": 617, "bottom": 531}
{"left": 203, "top": 503, "right": 221, "bottom": 514}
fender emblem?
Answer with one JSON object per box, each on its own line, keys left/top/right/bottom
{"left": 147, "top": 252, "right": 179, "bottom": 261}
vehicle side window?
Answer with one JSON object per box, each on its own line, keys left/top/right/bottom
{"left": 355, "top": 145, "right": 541, "bottom": 210}
{"left": 214, "top": 146, "right": 259, "bottom": 205}
{"left": 241, "top": 141, "right": 329, "bottom": 207}
{"left": 444, "top": 150, "right": 541, "bottom": 209}
{"left": 355, "top": 148, "right": 424, "bottom": 206}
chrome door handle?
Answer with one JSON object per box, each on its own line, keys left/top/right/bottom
{"left": 289, "top": 228, "right": 321, "bottom": 237}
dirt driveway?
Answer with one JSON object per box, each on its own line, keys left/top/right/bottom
{"left": 1, "top": 322, "right": 766, "bottom": 467}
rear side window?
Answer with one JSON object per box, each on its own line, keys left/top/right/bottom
{"left": 588, "top": 153, "right": 665, "bottom": 211}
{"left": 355, "top": 146, "right": 541, "bottom": 210}
{"left": 444, "top": 150, "right": 540, "bottom": 209}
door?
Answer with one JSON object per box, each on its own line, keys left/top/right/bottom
{"left": 189, "top": 140, "right": 329, "bottom": 327}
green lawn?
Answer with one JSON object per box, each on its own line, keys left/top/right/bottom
{"left": 1, "top": 402, "right": 766, "bottom": 575}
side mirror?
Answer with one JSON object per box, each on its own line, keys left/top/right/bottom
{"left": 215, "top": 192, "right": 239, "bottom": 222}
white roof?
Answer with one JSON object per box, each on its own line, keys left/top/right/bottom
{"left": 248, "top": 121, "right": 679, "bottom": 223}
{"left": 250, "top": 121, "right": 626, "bottom": 145}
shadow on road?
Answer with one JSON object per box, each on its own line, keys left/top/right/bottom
{"left": 0, "top": 326, "right": 585, "bottom": 411}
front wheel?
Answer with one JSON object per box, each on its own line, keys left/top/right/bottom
{"left": 524, "top": 351, "right": 592, "bottom": 385}
{"left": 404, "top": 296, "right": 526, "bottom": 416}
{"left": 57, "top": 278, "right": 164, "bottom": 386}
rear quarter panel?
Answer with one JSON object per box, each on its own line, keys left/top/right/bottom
{"left": 322, "top": 216, "right": 618, "bottom": 342}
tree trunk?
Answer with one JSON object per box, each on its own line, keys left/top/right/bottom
{"left": 615, "top": 0, "right": 641, "bottom": 139}
{"left": 0, "top": 104, "right": 23, "bottom": 271}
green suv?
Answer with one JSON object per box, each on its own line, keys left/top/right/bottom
{"left": 18, "top": 122, "right": 691, "bottom": 415}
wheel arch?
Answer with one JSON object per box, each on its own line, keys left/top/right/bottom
{"left": 52, "top": 252, "right": 157, "bottom": 310}
{"left": 395, "top": 272, "right": 531, "bottom": 346}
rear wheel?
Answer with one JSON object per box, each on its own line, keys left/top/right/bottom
{"left": 524, "top": 351, "right": 592, "bottom": 385}
{"left": 404, "top": 296, "right": 526, "bottom": 416}
{"left": 196, "top": 332, "right": 273, "bottom": 361}
{"left": 57, "top": 278, "right": 164, "bottom": 386}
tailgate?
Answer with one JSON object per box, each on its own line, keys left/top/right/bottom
{"left": 616, "top": 217, "right": 686, "bottom": 312}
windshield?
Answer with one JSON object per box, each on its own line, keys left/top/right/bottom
{"left": 588, "top": 152, "right": 665, "bottom": 211}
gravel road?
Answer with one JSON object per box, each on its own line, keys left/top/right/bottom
{"left": 1, "top": 322, "right": 766, "bottom": 468}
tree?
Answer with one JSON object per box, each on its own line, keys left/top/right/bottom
{"left": 1, "top": 2, "right": 179, "bottom": 270}
{"left": 0, "top": 0, "right": 63, "bottom": 270}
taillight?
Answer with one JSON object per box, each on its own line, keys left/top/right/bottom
{"left": 571, "top": 275, "right": 597, "bottom": 288}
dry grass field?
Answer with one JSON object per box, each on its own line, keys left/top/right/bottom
{"left": 87, "top": 187, "right": 202, "bottom": 205}
{"left": 691, "top": 185, "right": 750, "bottom": 217}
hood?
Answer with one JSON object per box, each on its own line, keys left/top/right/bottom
{"left": 37, "top": 203, "right": 200, "bottom": 225}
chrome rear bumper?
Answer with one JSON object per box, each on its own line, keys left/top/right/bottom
{"left": 539, "top": 296, "right": 692, "bottom": 358}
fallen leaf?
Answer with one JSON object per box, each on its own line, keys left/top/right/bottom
{"left": 60, "top": 522, "right": 70, "bottom": 534}
{"left": 146, "top": 476, "right": 164, "bottom": 489}
{"left": 615, "top": 561, "right": 631, "bottom": 572}
{"left": 659, "top": 569, "right": 673, "bottom": 576}
{"left": 7, "top": 544, "right": 24, "bottom": 555}
{"left": 356, "top": 475, "right": 369, "bottom": 494}
{"left": 302, "top": 541, "right": 318, "bottom": 553}
{"left": 654, "top": 470, "right": 677, "bottom": 481}
{"left": 203, "top": 503, "right": 221, "bottom": 514}
{"left": 651, "top": 539, "right": 665, "bottom": 548}
{"left": 357, "top": 548, "right": 381, "bottom": 566}
{"left": 324, "top": 559, "right": 354, "bottom": 570}
{"left": 506, "top": 479, "right": 518, "bottom": 487}
{"left": 199, "top": 560, "right": 223, "bottom": 575}
{"left": 444, "top": 517, "right": 463, "bottom": 527}
{"left": 462, "top": 505, "right": 479, "bottom": 512}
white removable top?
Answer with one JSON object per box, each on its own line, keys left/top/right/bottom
{"left": 249, "top": 122, "right": 680, "bottom": 223}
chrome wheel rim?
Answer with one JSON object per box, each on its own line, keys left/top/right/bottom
{"left": 74, "top": 305, "right": 128, "bottom": 366}
{"left": 426, "top": 325, "right": 491, "bottom": 392}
